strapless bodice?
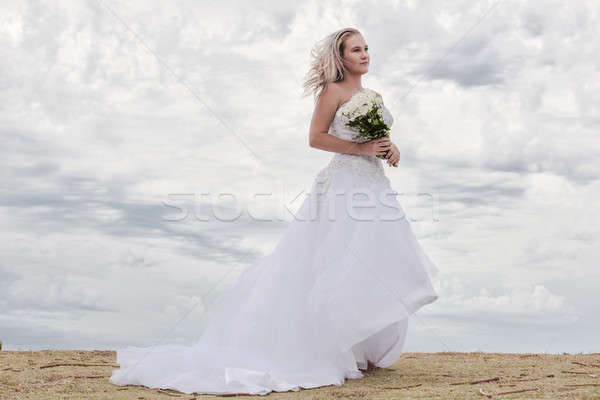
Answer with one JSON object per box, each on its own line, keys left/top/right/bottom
{"left": 315, "top": 88, "right": 394, "bottom": 191}
{"left": 328, "top": 88, "right": 394, "bottom": 143}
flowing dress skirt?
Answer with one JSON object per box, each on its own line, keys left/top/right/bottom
{"left": 110, "top": 156, "right": 440, "bottom": 395}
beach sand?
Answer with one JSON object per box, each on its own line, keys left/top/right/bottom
{"left": 1, "top": 350, "right": 599, "bottom": 399}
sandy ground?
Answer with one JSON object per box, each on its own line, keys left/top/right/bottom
{"left": 1, "top": 350, "right": 599, "bottom": 399}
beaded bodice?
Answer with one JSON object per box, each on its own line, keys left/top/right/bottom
{"left": 329, "top": 88, "right": 394, "bottom": 143}
{"left": 316, "top": 88, "right": 394, "bottom": 190}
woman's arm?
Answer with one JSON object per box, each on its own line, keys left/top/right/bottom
{"left": 308, "top": 85, "right": 366, "bottom": 155}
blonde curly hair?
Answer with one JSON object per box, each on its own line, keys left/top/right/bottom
{"left": 301, "top": 28, "right": 363, "bottom": 103}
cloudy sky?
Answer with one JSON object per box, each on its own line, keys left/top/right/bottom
{"left": 1, "top": 0, "right": 598, "bottom": 354}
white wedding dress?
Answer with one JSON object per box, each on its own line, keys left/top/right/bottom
{"left": 109, "top": 87, "right": 440, "bottom": 396}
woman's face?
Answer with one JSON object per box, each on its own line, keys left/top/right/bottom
{"left": 342, "top": 34, "right": 369, "bottom": 74}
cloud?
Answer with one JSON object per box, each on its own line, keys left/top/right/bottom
{"left": 1, "top": 0, "right": 599, "bottom": 352}
{"left": 440, "top": 283, "right": 581, "bottom": 323}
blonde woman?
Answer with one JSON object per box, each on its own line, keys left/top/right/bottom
{"left": 110, "top": 27, "right": 440, "bottom": 396}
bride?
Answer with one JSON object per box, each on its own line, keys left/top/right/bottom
{"left": 109, "top": 27, "right": 440, "bottom": 396}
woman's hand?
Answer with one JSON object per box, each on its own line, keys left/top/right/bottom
{"left": 385, "top": 143, "right": 400, "bottom": 167}
{"left": 358, "top": 137, "right": 391, "bottom": 156}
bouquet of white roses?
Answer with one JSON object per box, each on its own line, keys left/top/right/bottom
{"left": 340, "top": 91, "right": 397, "bottom": 167}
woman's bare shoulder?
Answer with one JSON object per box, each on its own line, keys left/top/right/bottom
{"left": 317, "top": 82, "right": 345, "bottom": 108}
{"left": 321, "top": 82, "right": 344, "bottom": 98}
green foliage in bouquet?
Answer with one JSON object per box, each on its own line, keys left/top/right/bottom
{"left": 341, "top": 98, "right": 396, "bottom": 166}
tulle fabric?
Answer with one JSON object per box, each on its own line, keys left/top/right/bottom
{"left": 109, "top": 165, "right": 440, "bottom": 396}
